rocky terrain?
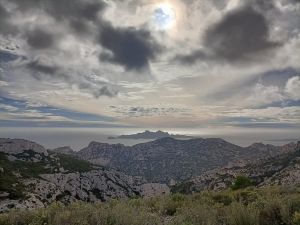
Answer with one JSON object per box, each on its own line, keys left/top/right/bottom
{"left": 0, "top": 138, "right": 169, "bottom": 213}
{"left": 174, "top": 141, "right": 300, "bottom": 193}
{"left": 74, "top": 137, "right": 296, "bottom": 184}
{"left": 1, "top": 137, "right": 299, "bottom": 213}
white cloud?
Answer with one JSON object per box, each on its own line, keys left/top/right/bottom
{"left": 246, "top": 83, "right": 284, "bottom": 107}
{"left": 285, "top": 76, "right": 300, "bottom": 100}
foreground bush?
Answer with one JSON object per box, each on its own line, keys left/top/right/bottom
{"left": 0, "top": 186, "right": 300, "bottom": 225}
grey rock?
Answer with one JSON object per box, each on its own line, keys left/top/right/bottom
{"left": 0, "top": 138, "right": 48, "bottom": 156}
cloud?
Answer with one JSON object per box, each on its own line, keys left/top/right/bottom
{"left": 205, "top": 6, "right": 279, "bottom": 61}
{"left": 110, "top": 106, "right": 190, "bottom": 117}
{"left": 0, "top": 3, "right": 17, "bottom": 35}
{"left": 243, "top": 75, "right": 300, "bottom": 108}
{"left": 26, "top": 60, "right": 59, "bottom": 77}
{"left": 93, "top": 86, "right": 118, "bottom": 98}
{"left": 0, "top": 0, "right": 299, "bottom": 131}
{"left": 25, "top": 60, "right": 117, "bottom": 98}
{"left": 7, "top": 0, "right": 107, "bottom": 41}
{"left": 98, "top": 22, "right": 161, "bottom": 71}
{"left": 26, "top": 29, "right": 55, "bottom": 50}
{"left": 285, "top": 76, "right": 300, "bottom": 100}
{"left": 247, "top": 83, "right": 285, "bottom": 107}
{"left": 10, "top": 0, "right": 106, "bottom": 22}
{"left": 177, "top": 6, "right": 280, "bottom": 64}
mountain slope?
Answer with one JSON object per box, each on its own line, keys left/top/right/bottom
{"left": 176, "top": 141, "right": 300, "bottom": 193}
{"left": 77, "top": 137, "right": 294, "bottom": 183}
{"left": 0, "top": 138, "right": 169, "bottom": 213}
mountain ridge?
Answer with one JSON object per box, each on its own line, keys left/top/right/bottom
{"left": 75, "top": 137, "right": 296, "bottom": 184}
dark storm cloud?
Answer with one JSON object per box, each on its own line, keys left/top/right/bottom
{"left": 177, "top": 6, "right": 280, "bottom": 64}
{"left": 98, "top": 23, "right": 161, "bottom": 71}
{"left": 205, "top": 6, "right": 280, "bottom": 60}
{"left": 0, "top": 3, "right": 17, "bottom": 35}
{"left": 6, "top": 0, "right": 160, "bottom": 71}
{"left": 26, "top": 29, "right": 55, "bottom": 50}
{"left": 250, "top": 0, "right": 276, "bottom": 11}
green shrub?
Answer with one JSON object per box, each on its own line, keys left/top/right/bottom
{"left": 231, "top": 176, "right": 254, "bottom": 190}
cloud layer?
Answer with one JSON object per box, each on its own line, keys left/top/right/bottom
{"left": 0, "top": 0, "right": 299, "bottom": 131}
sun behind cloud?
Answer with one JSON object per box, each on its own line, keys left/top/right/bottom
{"left": 153, "top": 2, "right": 177, "bottom": 30}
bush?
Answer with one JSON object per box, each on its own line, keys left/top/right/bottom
{"left": 293, "top": 211, "right": 300, "bottom": 225}
{"left": 171, "top": 205, "right": 217, "bottom": 225}
{"left": 212, "top": 193, "right": 233, "bottom": 206}
{"left": 227, "top": 203, "right": 259, "bottom": 225}
{"left": 231, "top": 176, "right": 254, "bottom": 190}
{"left": 258, "top": 202, "right": 284, "bottom": 225}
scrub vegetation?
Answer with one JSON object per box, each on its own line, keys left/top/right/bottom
{"left": 1, "top": 185, "right": 300, "bottom": 225}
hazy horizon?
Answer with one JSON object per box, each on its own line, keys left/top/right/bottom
{"left": 1, "top": 127, "right": 299, "bottom": 150}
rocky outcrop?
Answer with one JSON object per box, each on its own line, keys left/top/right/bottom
{"left": 0, "top": 169, "right": 143, "bottom": 213}
{"left": 51, "top": 146, "right": 75, "bottom": 155}
{"left": 0, "top": 138, "right": 48, "bottom": 155}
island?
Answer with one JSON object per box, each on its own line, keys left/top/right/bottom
{"left": 108, "top": 130, "right": 194, "bottom": 140}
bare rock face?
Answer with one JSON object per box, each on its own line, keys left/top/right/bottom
{"left": 38, "top": 170, "right": 141, "bottom": 202}
{"left": 0, "top": 138, "right": 48, "bottom": 156}
{"left": 0, "top": 170, "right": 169, "bottom": 212}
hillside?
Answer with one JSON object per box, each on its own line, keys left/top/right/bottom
{"left": 174, "top": 142, "right": 300, "bottom": 193}
{"left": 1, "top": 137, "right": 299, "bottom": 213}
{"left": 76, "top": 137, "right": 295, "bottom": 184}
{"left": 0, "top": 139, "right": 169, "bottom": 213}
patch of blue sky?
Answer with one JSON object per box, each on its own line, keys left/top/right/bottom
{"left": 0, "top": 97, "right": 114, "bottom": 122}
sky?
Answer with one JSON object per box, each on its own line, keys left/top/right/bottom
{"left": 0, "top": 0, "right": 299, "bottom": 146}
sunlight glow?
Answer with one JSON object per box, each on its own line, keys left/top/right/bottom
{"left": 153, "top": 3, "right": 176, "bottom": 30}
